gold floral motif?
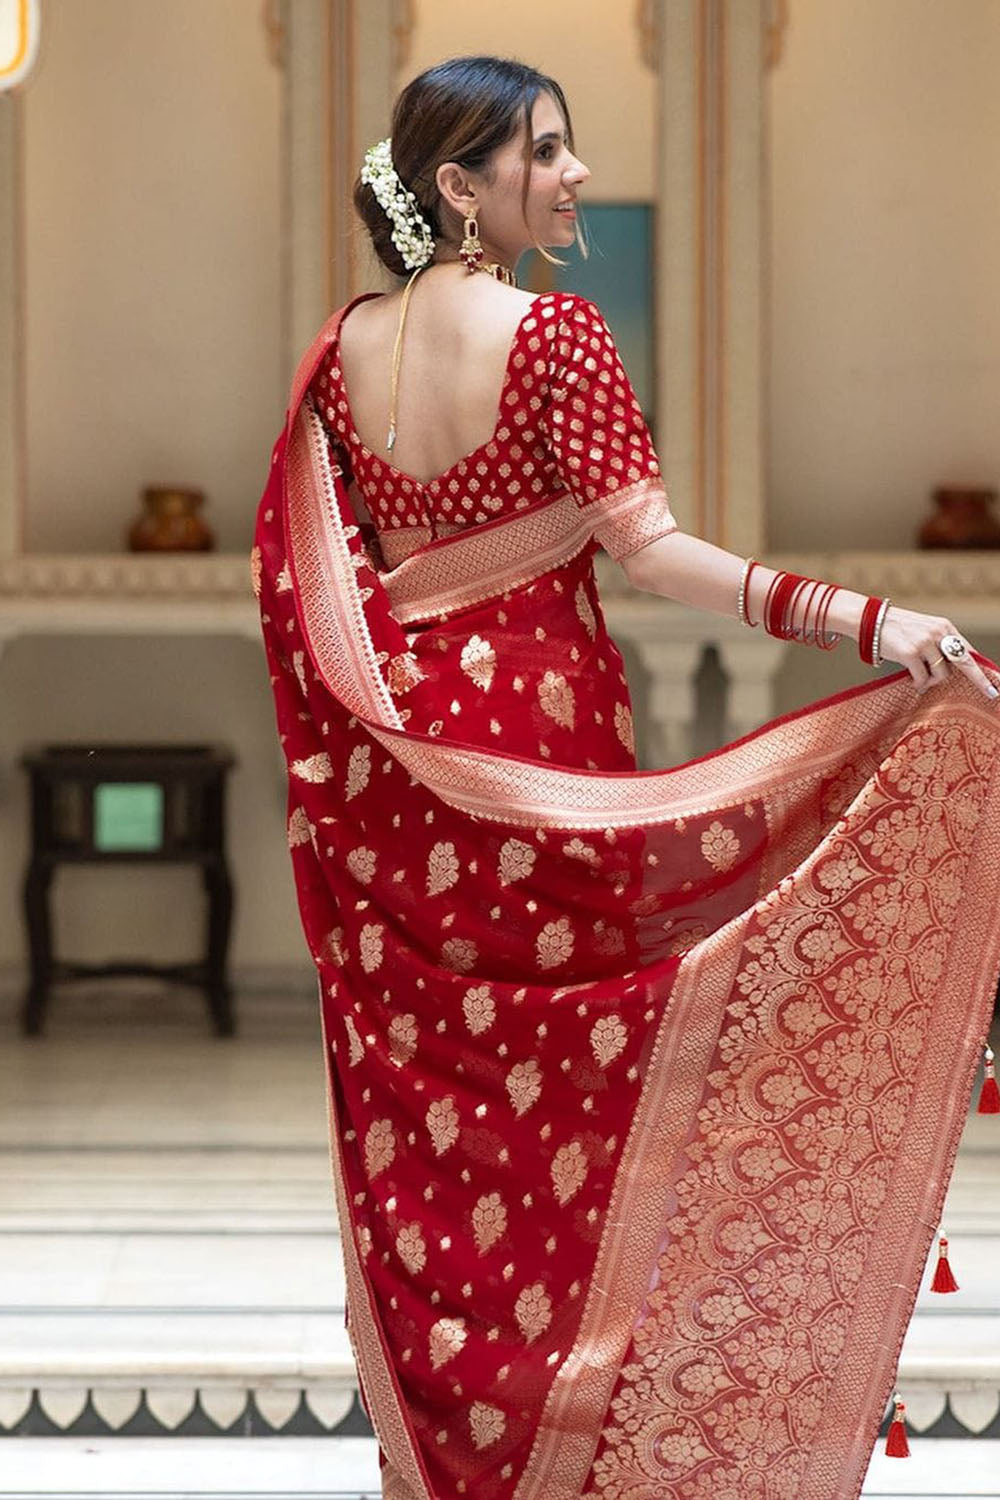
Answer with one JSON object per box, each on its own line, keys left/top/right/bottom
{"left": 291, "top": 752, "right": 333, "bottom": 783}
{"left": 614, "top": 702, "right": 635, "bottom": 754}
{"left": 590, "top": 1013, "right": 628, "bottom": 1068}
{"left": 287, "top": 806, "right": 313, "bottom": 848}
{"left": 472, "top": 1191, "right": 507, "bottom": 1253}
{"left": 364, "top": 1118, "right": 395, "bottom": 1179}
{"left": 249, "top": 545, "right": 262, "bottom": 598}
{"left": 345, "top": 744, "right": 371, "bottom": 800}
{"left": 460, "top": 634, "right": 497, "bottom": 691}
{"left": 345, "top": 845, "right": 376, "bottom": 884}
{"left": 563, "top": 837, "right": 600, "bottom": 867}
{"left": 386, "top": 650, "right": 426, "bottom": 695}
{"left": 514, "top": 1281, "right": 552, "bottom": 1343}
{"left": 388, "top": 1013, "right": 418, "bottom": 1066}
{"left": 395, "top": 1222, "right": 427, "bottom": 1275}
{"left": 429, "top": 1316, "right": 467, "bottom": 1370}
{"left": 292, "top": 651, "right": 309, "bottom": 697}
{"left": 441, "top": 936, "right": 478, "bottom": 972}
{"left": 426, "top": 1095, "right": 460, "bottom": 1156}
{"left": 343, "top": 1015, "right": 364, "bottom": 1068}
{"left": 498, "top": 838, "right": 537, "bottom": 886}
{"left": 536, "top": 916, "right": 574, "bottom": 969}
{"left": 574, "top": 582, "right": 597, "bottom": 638}
{"left": 320, "top": 927, "right": 346, "bottom": 965}
{"left": 537, "top": 670, "right": 575, "bottom": 729}
{"left": 469, "top": 1401, "right": 506, "bottom": 1450}
{"left": 551, "top": 1140, "right": 589, "bottom": 1205}
{"left": 426, "top": 841, "right": 460, "bottom": 896}
{"left": 701, "top": 818, "right": 742, "bottom": 872}
{"left": 506, "top": 1058, "right": 542, "bottom": 1116}
{"left": 359, "top": 923, "right": 384, "bottom": 974}
{"left": 463, "top": 984, "right": 496, "bottom": 1036}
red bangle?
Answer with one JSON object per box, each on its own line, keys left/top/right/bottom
{"left": 797, "top": 579, "right": 822, "bottom": 643}
{"left": 815, "top": 584, "right": 840, "bottom": 650}
{"left": 766, "top": 572, "right": 800, "bottom": 639}
{"left": 858, "top": 595, "right": 882, "bottom": 665}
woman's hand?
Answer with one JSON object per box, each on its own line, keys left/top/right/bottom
{"left": 879, "top": 607, "right": 998, "bottom": 699}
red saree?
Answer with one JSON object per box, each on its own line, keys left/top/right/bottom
{"left": 253, "top": 294, "right": 1000, "bottom": 1500}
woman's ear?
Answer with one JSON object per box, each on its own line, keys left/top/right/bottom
{"left": 435, "top": 161, "right": 477, "bottom": 222}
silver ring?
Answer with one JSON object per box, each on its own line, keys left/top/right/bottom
{"left": 939, "top": 634, "right": 969, "bottom": 663}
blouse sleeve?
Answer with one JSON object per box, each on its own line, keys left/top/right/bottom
{"left": 541, "top": 295, "right": 677, "bottom": 561}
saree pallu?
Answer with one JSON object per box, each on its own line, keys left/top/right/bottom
{"left": 254, "top": 309, "right": 1000, "bottom": 1500}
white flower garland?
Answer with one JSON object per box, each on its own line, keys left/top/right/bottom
{"left": 360, "top": 137, "right": 435, "bottom": 271}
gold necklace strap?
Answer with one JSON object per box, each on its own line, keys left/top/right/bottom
{"left": 387, "top": 265, "right": 426, "bottom": 451}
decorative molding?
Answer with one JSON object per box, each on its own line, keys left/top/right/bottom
{"left": 0, "top": 1385, "right": 372, "bottom": 1439}
{"left": 0, "top": 553, "right": 255, "bottom": 600}
{"left": 390, "top": 0, "right": 416, "bottom": 74}
{"left": 260, "top": 0, "right": 287, "bottom": 70}
{"left": 635, "top": 0, "right": 660, "bottom": 73}
{"left": 764, "top": 0, "right": 790, "bottom": 70}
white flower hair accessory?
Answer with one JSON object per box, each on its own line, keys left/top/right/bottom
{"left": 360, "top": 137, "right": 435, "bottom": 271}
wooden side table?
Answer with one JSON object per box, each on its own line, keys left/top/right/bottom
{"left": 20, "top": 744, "right": 236, "bottom": 1037}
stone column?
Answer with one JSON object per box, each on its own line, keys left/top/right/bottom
{"left": 0, "top": 92, "right": 21, "bottom": 562}
{"left": 654, "top": 0, "right": 766, "bottom": 556}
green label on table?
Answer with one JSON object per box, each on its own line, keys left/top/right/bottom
{"left": 93, "top": 783, "right": 164, "bottom": 851}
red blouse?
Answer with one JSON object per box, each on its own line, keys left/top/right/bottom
{"left": 309, "top": 290, "right": 677, "bottom": 566}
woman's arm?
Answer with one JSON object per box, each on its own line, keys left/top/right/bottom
{"left": 621, "top": 528, "right": 999, "bottom": 701}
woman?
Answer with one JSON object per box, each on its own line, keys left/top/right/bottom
{"left": 253, "top": 55, "right": 1000, "bottom": 1500}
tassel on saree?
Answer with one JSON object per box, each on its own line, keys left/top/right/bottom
{"left": 978, "top": 1045, "right": 1000, "bottom": 1113}
{"left": 885, "top": 1394, "right": 910, "bottom": 1457}
{"left": 930, "top": 1231, "right": 959, "bottom": 1293}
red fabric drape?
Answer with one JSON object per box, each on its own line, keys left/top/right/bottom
{"left": 253, "top": 303, "right": 1000, "bottom": 1500}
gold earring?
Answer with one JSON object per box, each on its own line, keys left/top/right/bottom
{"left": 459, "top": 212, "right": 484, "bottom": 273}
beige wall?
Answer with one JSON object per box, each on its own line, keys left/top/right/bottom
{"left": 402, "top": 2, "right": 655, "bottom": 200}
{"left": 21, "top": 0, "right": 283, "bottom": 554}
{"left": 766, "top": 0, "right": 1000, "bottom": 550}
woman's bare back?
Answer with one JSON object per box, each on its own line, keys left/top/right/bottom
{"left": 336, "top": 273, "right": 540, "bottom": 487}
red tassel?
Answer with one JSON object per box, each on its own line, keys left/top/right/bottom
{"left": 978, "top": 1046, "right": 1000, "bottom": 1114}
{"left": 885, "top": 1395, "right": 910, "bottom": 1458}
{"left": 930, "top": 1233, "right": 959, "bottom": 1293}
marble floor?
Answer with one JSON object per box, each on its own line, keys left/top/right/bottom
{"left": 1, "top": 974, "right": 998, "bottom": 1497}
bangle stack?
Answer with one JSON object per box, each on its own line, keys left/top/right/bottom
{"left": 737, "top": 563, "right": 841, "bottom": 650}
{"left": 858, "top": 595, "right": 891, "bottom": 667}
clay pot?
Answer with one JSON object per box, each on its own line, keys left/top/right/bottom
{"left": 127, "top": 487, "right": 215, "bottom": 552}
{"left": 918, "top": 486, "right": 1000, "bottom": 549}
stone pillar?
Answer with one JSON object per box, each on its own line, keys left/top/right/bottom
{"left": 0, "top": 92, "right": 21, "bottom": 562}
{"left": 654, "top": 0, "right": 766, "bottom": 556}
{"left": 714, "top": 634, "right": 787, "bottom": 742}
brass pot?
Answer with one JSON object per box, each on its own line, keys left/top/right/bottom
{"left": 127, "top": 487, "right": 215, "bottom": 552}
{"left": 918, "top": 485, "right": 1000, "bottom": 549}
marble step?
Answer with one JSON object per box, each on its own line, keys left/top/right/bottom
{"left": 0, "top": 1436, "right": 997, "bottom": 1497}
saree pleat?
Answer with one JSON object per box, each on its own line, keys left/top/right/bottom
{"left": 253, "top": 303, "right": 1000, "bottom": 1500}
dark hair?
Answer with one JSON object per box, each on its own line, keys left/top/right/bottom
{"left": 353, "top": 55, "right": 578, "bottom": 279}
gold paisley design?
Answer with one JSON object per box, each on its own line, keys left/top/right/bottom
{"left": 345, "top": 744, "right": 371, "bottom": 800}
{"left": 469, "top": 1401, "right": 506, "bottom": 1450}
{"left": 429, "top": 1316, "right": 467, "bottom": 1371}
{"left": 506, "top": 1058, "right": 542, "bottom": 1117}
{"left": 590, "top": 1013, "right": 628, "bottom": 1068}
{"left": 388, "top": 1013, "right": 418, "bottom": 1066}
{"left": 358, "top": 923, "right": 384, "bottom": 973}
{"left": 395, "top": 1222, "right": 427, "bottom": 1275}
{"left": 472, "top": 1192, "right": 507, "bottom": 1254}
{"left": 291, "top": 752, "right": 333, "bottom": 783}
{"left": 551, "top": 1140, "right": 589, "bottom": 1205}
{"left": 498, "top": 838, "right": 537, "bottom": 886}
{"left": 462, "top": 984, "right": 496, "bottom": 1036}
{"left": 363, "top": 1118, "right": 395, "bottom": 1179}
{"left": 700, "top": 818, "right": 742, "bottom": 872}
{"left": 460, "top": 634, "right": 497, "bottom": 691}
{"left": 536, "top": 916, "right": 574, "bottom": 969}
{"left": 426, "top": 1095, "right": 460, "bottom": 1156}
{"left": 514, "top": 1281, "right": 552, "bottom": 1344}
{"left": 537, "top": 669, "right": 575, "bottom": 729}
{"left": 426, "top": 840, "right": 460, "bottom": 896}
